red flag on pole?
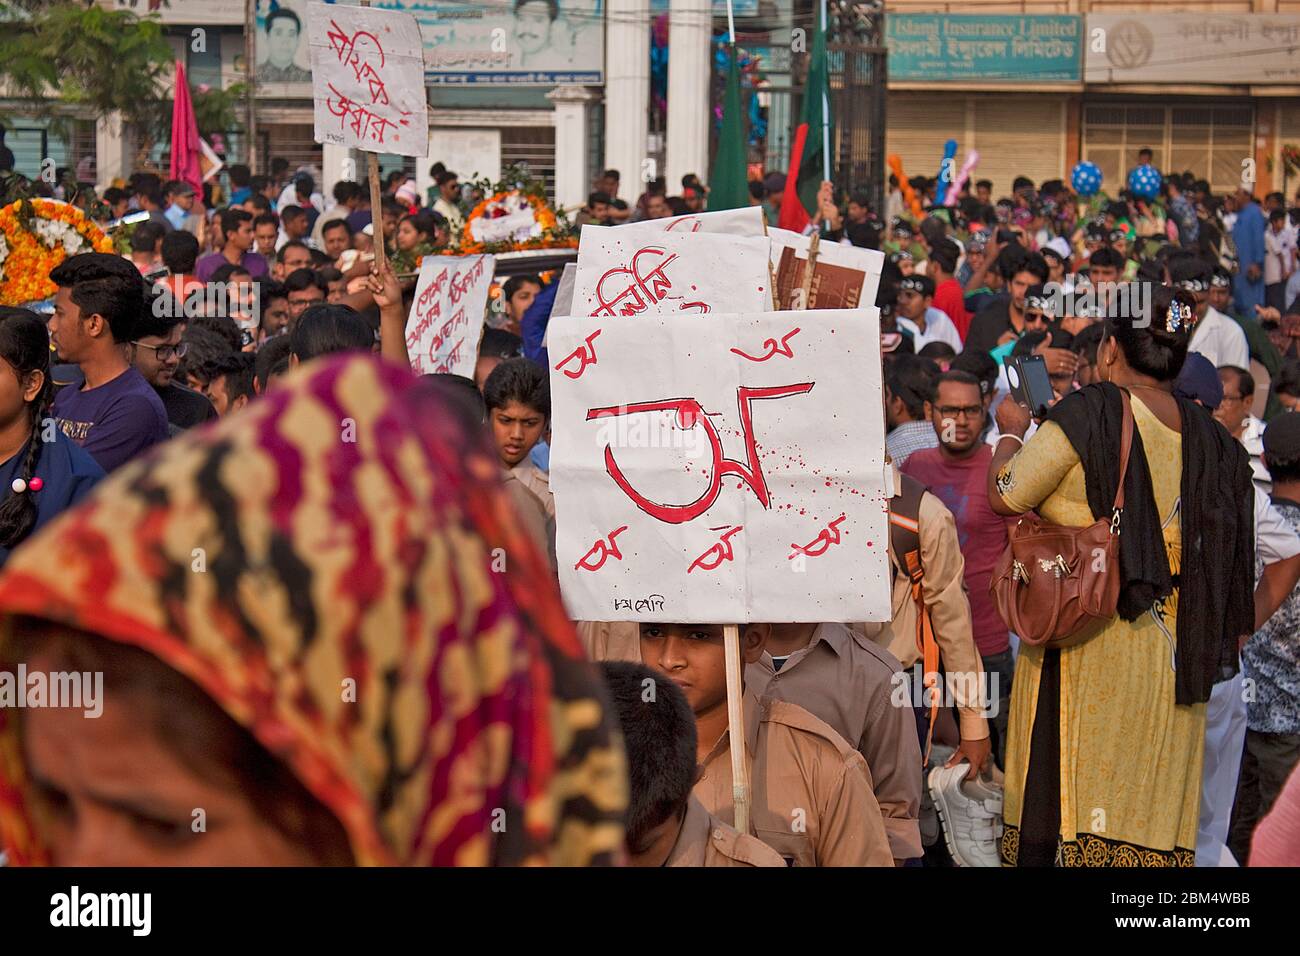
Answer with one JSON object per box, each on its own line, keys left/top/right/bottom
{"left": 777, "top": 122, "right": 811, "bottom": 233}
{"left": 169, "top": 60, "right": 204, "bottom": 197}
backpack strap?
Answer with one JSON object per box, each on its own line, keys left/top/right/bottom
{"left": 890, "top": 474, "right": 941, "bottom": 765}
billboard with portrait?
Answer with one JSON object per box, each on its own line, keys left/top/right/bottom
{"left": 399, "top": 0, "right": 604, "bottom": 86}
{"left": 256, "top": 0, "right": 605, "bottom": 93}
{"left": 254, "top": 0, "right": 318, "bottom": 96}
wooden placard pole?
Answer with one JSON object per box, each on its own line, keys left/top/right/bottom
{"left": 723, "top": 623, "right": 751, "bottom": 834}
{"left": 358, "top": 0, "right": 387, "bottom": 279}
{"left": 366, "top": 151, "right": 387, "bottom": 276}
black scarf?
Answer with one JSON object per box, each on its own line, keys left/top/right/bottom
{"left": 1046, "top": 382, "right": 1254, "bottom": 705}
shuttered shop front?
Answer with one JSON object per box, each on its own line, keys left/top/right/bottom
{"left": 885, "top": 93, "right": 1068, "bottom": 199}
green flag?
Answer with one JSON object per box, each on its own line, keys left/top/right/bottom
{"left": 708, "top": 45, "right": 749, "bottom": 212}
{"left": 794, "top": 14, "right": 833, "bottom": 220}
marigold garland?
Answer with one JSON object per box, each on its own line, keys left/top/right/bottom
{"left": 457, "top": 188, "right": 572, "bottom": 256}
{"left": 0, "top": 199, "right": 114, "bottom": 306}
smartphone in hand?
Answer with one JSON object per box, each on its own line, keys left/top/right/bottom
{"left": 1007, "top": 354, "right": 1055, "bottom": 419}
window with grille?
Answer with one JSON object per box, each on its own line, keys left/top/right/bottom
{"left": 1083, "top": 101, "right": 1254, "bottom": 194}
{"left": 3, "top": 119, "right": 96, "bottom": 182}
{"left": 500, "top": 126, "right": 556, "bottom": 199}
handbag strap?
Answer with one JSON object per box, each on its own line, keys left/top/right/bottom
{"left": 1113, "top": 388, "right": 1135, "bottom": 515}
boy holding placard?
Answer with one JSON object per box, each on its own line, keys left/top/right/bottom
{"left": 638, "top": 622, "right": 894, "bottom": 867}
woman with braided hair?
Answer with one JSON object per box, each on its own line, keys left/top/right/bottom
{"left": 0, "top": 308, "right": 103, "bottom": 567}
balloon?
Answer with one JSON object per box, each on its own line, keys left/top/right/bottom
{"left": 1071, "top": 161, "right": 1103, "bottom": 197}
{"left": 944, "top": 150, "right": 980, "bottom": 208}
{"left": 933, "top": 139, "right": 958, "bottom": 205}
{"left": 887, "top": 154, "right": 924, "bottom": 221}
{"left": 1127, "top": 163, "right": 1162, "bottom": 200}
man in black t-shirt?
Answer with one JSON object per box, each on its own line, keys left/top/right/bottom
{"left": 131, "top": 286, "right": 218, "bottom": 434}
{"left": 963, "top": 248, "right": 1049, "bottom": 355}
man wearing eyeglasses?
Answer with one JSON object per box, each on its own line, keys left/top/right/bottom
{"left": 901, "top": 369, "right": 1015, "bottom": 770}
{"left": 131, "top": 293, "right": 217, "bottom": 435}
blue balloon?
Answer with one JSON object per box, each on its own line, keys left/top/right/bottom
{"left": 1127, "top": 163, "right": 1162, "bottom": 200}
{"left": 1071, "top": 161, "right": 1102, "bottom": 197}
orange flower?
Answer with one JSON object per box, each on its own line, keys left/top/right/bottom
{"left": 0, "top": 199, "right": 112, "bottom": 306}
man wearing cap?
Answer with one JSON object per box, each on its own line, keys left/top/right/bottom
{"left": 889, "top": 249, "right": 916, "bottom": 277}
{"left": 1172, "top": 254, "right": 1249, "bottom": 370}
{"left": 162, "top": 180, "right": 197, "bottom": 233}
{"left": 1231, "top": 412, "right": 1300, "bottom": 862}
{"left": 896, "top": 275, "right": 961, "bottom": 352}
{"left": 956, "top": 232, "right": 985, "bottom": 287}
{"left": 1041, "top": 237, "right": 1074, "bottom": 292}
{"left": 761, "top": 172, "right": 785, "bottom": 227}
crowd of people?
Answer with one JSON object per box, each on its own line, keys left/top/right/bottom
{"left": 0, "top": 147, "right": 1298, "bottom": 869}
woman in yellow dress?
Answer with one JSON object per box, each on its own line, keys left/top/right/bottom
{"left": 987, "top": 285, "right": 1255, "bottom": 866}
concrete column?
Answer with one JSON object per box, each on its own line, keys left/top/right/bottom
{"left": 603, "top": 0, "right": 651, "bottom": 205}
{"left": 95, "top": 112, "right": 130, "bottom": 191}
{"left": 320, "top": 141, "right": 356, "bottom": 202}
{"left": 547, "top": 85, "right": 602, "bottom": 212}
{"left": 666, "top": 0, "right": 712, "bottom": 191}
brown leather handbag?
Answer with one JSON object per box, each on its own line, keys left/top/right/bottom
{"left": 990, "top": 389, "right": 1134, "bottom": 649}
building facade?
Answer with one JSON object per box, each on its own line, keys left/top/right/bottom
{"left": 884, "top": 1, "right": 1300, "bottom": 199}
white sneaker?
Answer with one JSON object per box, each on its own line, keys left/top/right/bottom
{"left": 918, "top": 743, "right": 957, "bottom": 848}
{"left": 928, "top": 762, "right": 1003, "bottom": 867}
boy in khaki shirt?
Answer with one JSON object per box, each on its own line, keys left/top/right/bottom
{"left": 602, "top": 661, "right": 784, "bottom": 867}
{"left": 749, "top": 622, "right": 923, "bottom": 863}
{"left": 639, "top": 622, "right": 894, "bottom": 866}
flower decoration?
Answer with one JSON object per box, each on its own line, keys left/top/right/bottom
{"left": 0, "top": 199, "right": 115, "bottom": 306}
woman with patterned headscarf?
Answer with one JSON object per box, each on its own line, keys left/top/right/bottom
{"left": 0, "top": 354, "right": 626, "bottom": 866}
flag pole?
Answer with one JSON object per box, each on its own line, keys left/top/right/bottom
{"left": 820, "top": 0, "right": 830, "bottom": 184}
{"left": 244, "top": 0, "right": 258, "bottom": 174}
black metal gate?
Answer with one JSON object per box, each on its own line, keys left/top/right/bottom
{"left": 790, "top": 2, "right": 888, "bottom": 216}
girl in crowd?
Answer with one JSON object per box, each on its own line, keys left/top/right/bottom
{"left": 0, "top": 307, "right": 103, "bottom": 568}
{"left": 396, "top": 209, "right": 449, "bottom": 254}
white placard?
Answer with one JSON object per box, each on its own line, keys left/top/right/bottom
{"left": 550, "top": 310, "right": 891, "bottom": 623}
{"left": 572, "top": 229, "right": 772, "bottom": 317}
{"left": 768, "top": 226, "right": 885, "bottom": 311}
{"left": 307, "top": 2, "right": 429, "bottom": 158}
{"left": 405, "top": 255, "right": 495, "bottom": 376}
{"left": 612, "top": 206, "right": 767, "bottom": 239}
